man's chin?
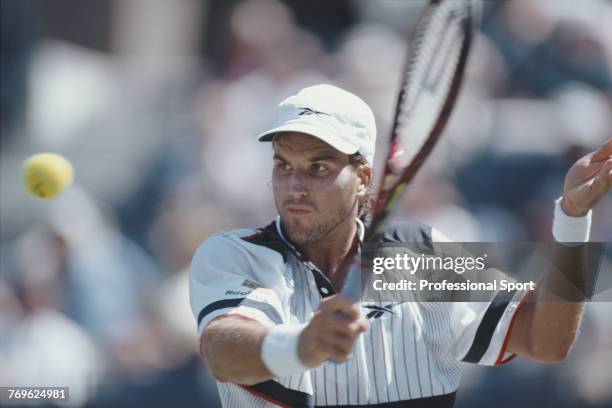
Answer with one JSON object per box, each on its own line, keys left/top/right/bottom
{"left": 282, "top": 218, "right": 316, "bottom": 244}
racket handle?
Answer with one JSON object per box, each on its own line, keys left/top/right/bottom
{"left": 329, "top": 262, "right": 362, "bottom": 365}
{"left": 340, "top": 262, "right": 362, "bottom": 302}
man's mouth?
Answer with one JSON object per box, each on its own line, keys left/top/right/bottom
{"left": 285, "top": 205, "right": 313, "bottom": 215}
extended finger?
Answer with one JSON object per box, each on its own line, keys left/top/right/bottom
{"left": 320, "top": 312, "right": 366, "bottom": 338}
{"left": 326, "top": 336, "right": 355, "bottom": 360}
{"left": 575, "top": 160, "right": 612, "bottom": 203}
{"left": 336, "top": 303, "right": 361, "bottom": 321}
{"left": 570, "top": 159, "right": 608, "bottom": 185}
{"left": 591, "top": 138, "right": 612, "bottom": 162}
{"left": 328, "top": 331, "right": 357, "bottom": 353}
{"left": 317, "top": 336, "right": 353, "bottom": 361}
{"left": 329, "top": 345, "right": 352, "bottom": 362}
{"left": 318, "top": 294, "right": 357, "bottom": 314}
{"left": 593, "top": 159, "right": 612, "bottom": 193}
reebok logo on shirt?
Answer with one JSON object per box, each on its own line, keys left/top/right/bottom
{"left": 364, "top": 303, "right": 400, "bottom": 319}
{"left": 225, "top": 290, "right": 251, "bottom": 296}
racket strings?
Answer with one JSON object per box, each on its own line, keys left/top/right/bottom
{"left": 369, "top": 0, "right": 474, "bottom": 235}
{"left": 397, "top": 1, "right": 469, "bottom": 162}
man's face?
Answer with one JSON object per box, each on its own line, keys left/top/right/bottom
{"left": 272, "top": 132, "right": 366, "bottom": 245}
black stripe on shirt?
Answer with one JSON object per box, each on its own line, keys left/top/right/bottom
{"left": 462, "top": 289, "right": 516, "bottom": 363}
{"left": 243, "top": 380, "right": 314, "bottom": 408}
{"left": 197, "top": 298, "right": 244, "bottom": 326}
{"left": 318, "top": 392, "right": 456, "bottom": 408}
{"left": 197, "top": 297, "right": 283, "bottom": 326}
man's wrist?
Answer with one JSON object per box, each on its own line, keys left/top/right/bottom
{"left": 552, "top": 197, "right": 592, "bottom": 245}
{"left": 260, "top": 324, "right": 308, "bottom": 378}
{"left": 560, "top": 196, "right": 589, "bottom": 217}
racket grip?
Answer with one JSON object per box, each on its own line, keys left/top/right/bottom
{"left": 340, "top": 262, "right": 362, "bottom": 302}
{"left": 329, "top": 263, "right": 362, "bottom": 365}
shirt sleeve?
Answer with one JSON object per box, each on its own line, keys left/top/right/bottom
{"left": 446, "top": 290, "right": 531, "bottom": 366}
{"left": 430, "top": 227, "right": 531, "bottom": 366}
{"left": 189, "top": 232, "right": 287, "bottom": 337}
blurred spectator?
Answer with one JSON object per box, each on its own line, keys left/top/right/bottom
{"left": 0, "top": 0, "right": 39, "bottom": 139}
{"left": 0, "top": 235, "right": 103, "bottom": 406}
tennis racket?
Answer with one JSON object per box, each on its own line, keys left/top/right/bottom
{"left": 341, "top": 0, "right": 478, "bottom": 301}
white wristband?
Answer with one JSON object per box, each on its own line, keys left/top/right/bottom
{"left": 261, "top": 324, "right": 308, "bottom": 378}
{"left": 552, "top": 197, "right": 592, "bottom": 245}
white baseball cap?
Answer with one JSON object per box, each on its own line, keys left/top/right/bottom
{"left": 257, "top": 84, "right": 377, "bottom": 164}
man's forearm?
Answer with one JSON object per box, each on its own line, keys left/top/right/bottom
{"left": 511, "top": 244, "right": 588, "bottom": 362}
{"left": 201, "top": 315, "right": 273, "bottom": 385}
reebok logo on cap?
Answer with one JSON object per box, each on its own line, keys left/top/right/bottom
{"left": 298, "top": 107, "right": 330, "bottom": 117}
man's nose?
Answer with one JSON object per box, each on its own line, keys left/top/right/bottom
{"left": 288, "top": 172, "right": 308, "bottom": 198}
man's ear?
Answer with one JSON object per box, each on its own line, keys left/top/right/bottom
{"left": 357, "top": 165, "right": 373, "bottom": 195}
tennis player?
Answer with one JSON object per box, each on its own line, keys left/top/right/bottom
{"left": 190, "top": 84, "right": 611, "bottom": 407}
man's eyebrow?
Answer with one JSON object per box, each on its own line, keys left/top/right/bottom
{"left": 273, "top": 152, "right": 340, "bottom": 162}
{"left": 309, "top": 153, "right": 340, "bottom": 162}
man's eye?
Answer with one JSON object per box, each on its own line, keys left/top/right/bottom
{"left": 276, "top": 162, "right": 292, "bottom": 171}
{"left": 312, "top": 163, "right": 328, "bottom": 173}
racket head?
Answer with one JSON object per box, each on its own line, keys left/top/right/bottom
{"left": 367, "top": 0, "right": 477, "bottom": 238}
{"left": 340, "top": 0, "right": 478, "bottom": 302}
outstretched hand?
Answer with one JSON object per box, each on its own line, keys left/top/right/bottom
{"left": 561, "top": 138, "right": 612, "bottom": 217}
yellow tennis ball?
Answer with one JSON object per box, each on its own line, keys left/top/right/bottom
{"left": 23, "top": 153, "right": 74, "bottom": 199}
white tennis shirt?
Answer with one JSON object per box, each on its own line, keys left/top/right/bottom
{"left": 189, "top": 218, "right": 528, "bottom": 408}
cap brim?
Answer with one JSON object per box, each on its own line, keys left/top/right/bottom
{"left": 257, "top": 123, "right": 358, "bottom": 155}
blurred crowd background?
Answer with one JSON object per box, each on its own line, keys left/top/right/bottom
{"left": 1, "top": 0, "right": 611, "bottom": 407}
